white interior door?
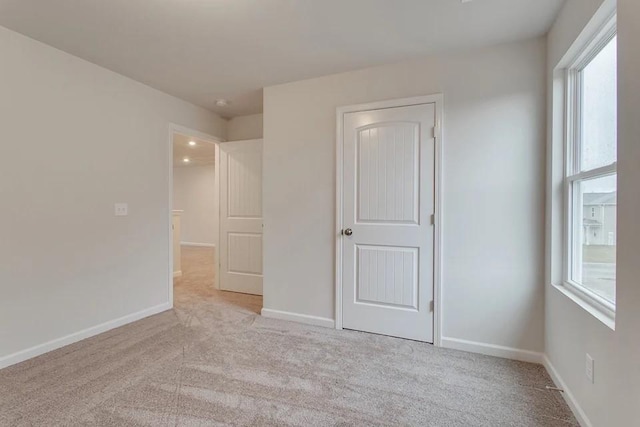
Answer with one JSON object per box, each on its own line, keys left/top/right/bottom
{"left": 219, "top": 139, "right": 263, "bottom": 295}
{"left": 342, "top": 103, "right": 436, "bottom": 342}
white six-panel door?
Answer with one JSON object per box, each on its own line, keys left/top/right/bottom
{"left": 219, "top": 139, "right": 263, "bottom": 295}
{"left": 342, "top": 103, "right": 436, "bottom": 342}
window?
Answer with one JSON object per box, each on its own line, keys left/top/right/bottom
{"left": 565, "top": 25, "right": 617, "bottom": 312}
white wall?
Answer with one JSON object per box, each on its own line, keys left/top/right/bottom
{"left": 0, "top": 26, "right": 226, "bottom": 366}
{"left": 173, "top": 165, "right": 217, "bottom": 245}
{"left": 545, "top": 1, "right": 640, "bottom": 425}
{"left": 227, "top": 113, "right": 263, "bottom": 141}
{"left": 616, "top": 2, "right": 640, "bottom": 423}
{"left": 263, "top": 38, "right": 547, "bottom": 354}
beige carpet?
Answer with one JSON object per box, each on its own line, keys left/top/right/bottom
{"left": 0, "top": 246, "right": 577, "bottom": 426}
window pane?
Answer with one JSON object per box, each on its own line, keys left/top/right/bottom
{"left": 572, "top": 174, "right": 616, "bottom": 303}
{"left": 581, "top": 36, "right": 617, "bottom": 171}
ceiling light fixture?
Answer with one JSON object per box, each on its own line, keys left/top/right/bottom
{"left": 188, "top": 140, "right": 197, "bottom": 146}
{"left": 215, "top": 99, "right": 229, "bottom": 107}
{"left": 183, "top": 157, "right": 190, "bottom": 163}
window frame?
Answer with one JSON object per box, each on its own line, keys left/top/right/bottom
{"left": 562, "top": 17, "right": 617, "bottom": 319}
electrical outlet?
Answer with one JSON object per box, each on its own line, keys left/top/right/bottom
{"left": 586, "top": 354, "right": 594, "bottom": 383}
{"left": 114, "top": 203, "right": 128, "bottom": 217}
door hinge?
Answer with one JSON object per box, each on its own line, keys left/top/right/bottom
{"left": 430, "top": 300, "right": 434, "bottom": 312}
{"left": 430, "top": 214, "right": 435, "bottom": 225}
{"left": 431, "top": 126, "right": 437, "bottom": 139}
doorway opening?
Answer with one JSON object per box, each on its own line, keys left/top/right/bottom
{"left": 169, "top": 125, "right": 263, "bottom": 315}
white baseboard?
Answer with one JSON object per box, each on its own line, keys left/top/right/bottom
{"left": 261, "top": 308, "right": 335, "bottom": 328}
{"left": 181, "top": 242, "right": 216, "bottom": 248}
{"left": 173, "top": 270, "right": 182, "bottom": 278}
{"left": 441, "top": 337, "right": 543, "bottom": 364}
{"left": 0, "top": 302, "right": 172, "bottom": 370}
{"left": 543, "top": 355, "right": 592, "bottom": 427}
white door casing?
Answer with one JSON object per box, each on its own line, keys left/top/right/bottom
{"left": 340, "top": 102, "right": 437, "bottom": 343}
{"left": 219, "top": 139, "right": 263, "bottom": 295}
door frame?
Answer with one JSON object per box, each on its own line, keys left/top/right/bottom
{"left": 335, "top": 94, "right": 444, "bottom": 346}
{"left": 167, "top": 123, "right": 224, "bottom": 307}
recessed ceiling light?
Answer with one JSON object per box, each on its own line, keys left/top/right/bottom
{"left": 215, "top": 99, "right": 229, "bottom": 107}
{"left": 183, "top": 157, "right": 190, "bottom": 163}
{"left": 188, "top": 140, "right": 197, "bottom": 146}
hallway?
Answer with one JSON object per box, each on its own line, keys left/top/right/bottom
{"left": 175, "top": 245, "right": 263, "bottom": 315}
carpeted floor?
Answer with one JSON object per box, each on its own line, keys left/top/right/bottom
{"left": 0, "top": 246, "right": 577, "bottom": 426}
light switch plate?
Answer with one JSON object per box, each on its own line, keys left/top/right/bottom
{"left": 114, "top": 203, "right": 128, "bottom": 216}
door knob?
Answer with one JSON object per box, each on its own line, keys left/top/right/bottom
{"left": 343, "top": 228, "right": 353, "bottom": 236}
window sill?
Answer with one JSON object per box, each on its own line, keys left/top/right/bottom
{"left": 551, "top": 282, "right": 616, "bottom": 330}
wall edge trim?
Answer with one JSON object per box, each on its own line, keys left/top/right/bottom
{"left": 0, "top": 302, "right": 172, "bottom": 370}
{"left": 261, "top": 308, "right": 335, "bottom": 328}
{"left": 441, "top": 337, "right": 543, "bottom": 364}
{"left": 543, "top": 355, "right": 593, "bottom": 427}
{"left": 180, "top": 242, "right": 216, "bottom": 248}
